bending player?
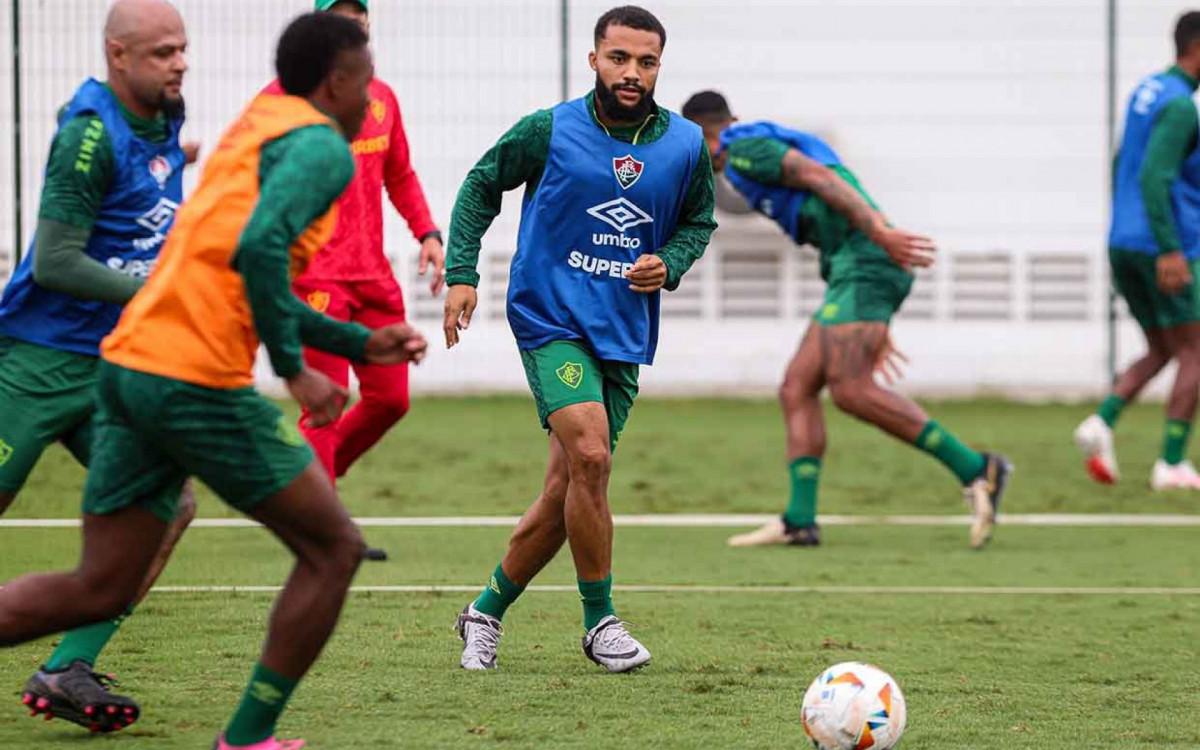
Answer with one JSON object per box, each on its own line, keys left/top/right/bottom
{"left": 0, "top": 0, "right": 197, "bottom": 731}
{"left": 444, "top": 6, "right": 715, "bottom": 672}
{"left": 682, "top": 90, "right": 1011, "bottom": 550}
{"left": 0, "top": 13, "right": 426, "bottom": 750}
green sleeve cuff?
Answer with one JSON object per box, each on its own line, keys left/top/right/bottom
{"left": 445, "top": 269, "right": 480, "bottom": 287}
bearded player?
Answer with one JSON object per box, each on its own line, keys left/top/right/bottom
{"left": 0, "top": 0, "right": 198, "bottom": 731}
{"left": 444, "top": 5, "right": 716, "bottom": 673}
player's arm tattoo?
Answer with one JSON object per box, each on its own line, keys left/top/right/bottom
{"left": 781, "top": 149, "right": 882, "bottom": 240}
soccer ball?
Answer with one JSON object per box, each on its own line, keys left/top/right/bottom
{"left": 800, "top": 662, "right": 907, "bottom": 750}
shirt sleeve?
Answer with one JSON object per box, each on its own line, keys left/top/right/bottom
{"left": 444, "top": 109, "right": 553, "bottom": 287}
{"left": 234, "top": 125, "right": 371, "bottom": 380}
{"left": 657, "top": 142, "right": 718, "bottom": 291}
{"left": 382, "top": 86, "right": 439, "bottom": 241}
{"left": 32, "top": 219, "right": 143, "bottom": 303}
{"left": 1139, "top": 96, "right": 1200, "bottom": 254}
{"left": 37, "top": 114, "right": 114, "bottom": 230}
{"left": 725, "top": 137, "right": 790, "bottom": 186}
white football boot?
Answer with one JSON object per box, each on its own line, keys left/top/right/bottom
{"left": 1149, "top": 459, "right": 1200, "bottom": 491}
{"left": 963, "top": 453, "right": 1013, "bottom": 549}
{"left": 582, "top": 616, "right": 651, "bottom": 673}
{"left": 456, "top": 605, "right": 502, "bottom": 670}
{"left": 727, "top": 517, "right": 820, "bottom": 547}
{"left": 1073, "top": 415, "right": 1120, "bottom": 484}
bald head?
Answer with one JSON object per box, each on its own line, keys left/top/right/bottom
{"left": 103, "top": 0, "right": 187, "bottom": 119}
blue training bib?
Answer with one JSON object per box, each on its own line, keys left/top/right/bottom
{"left": 507, "top": 97, "right": 703, "bottom": 365}
{"left": 0, "top": 79, "right": 185, "bottom": 356}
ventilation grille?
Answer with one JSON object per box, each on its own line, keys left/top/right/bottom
{"left": 952, "top": 253, "right": 1012, "bottom": 320}
{"left": 1027, "top": 253, "right": 1090, "bottom": 321}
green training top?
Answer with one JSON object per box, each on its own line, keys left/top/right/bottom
{"left": 33, "top": 84, "right": 169, "bottom": 304}
{"left": 724, "top": 136, "right": 889, "bottom": 274}
{"left": 235, "top": 124, "right": 372, "bottom": 380}
{"left": 1128, "top": 65, "right": 1200, "bottom": 254}
{"left": 445, "top": 94, "right": 716, "bottom": 290}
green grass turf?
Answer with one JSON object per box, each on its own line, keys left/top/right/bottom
{"left": 1, "top": 398, "right": 1199, "bottom": 748}
{"left": 6, "top": 395, "right": 1200, "bottom": 518}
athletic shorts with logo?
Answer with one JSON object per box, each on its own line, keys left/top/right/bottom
{"left": 814, "top": 233, "right": 914, "bottom": 327}
{"left": 1110, "top": 248, "right": 1200, "bottom": 332}
{"left": 0, "top": 336, "right": 99, "bottom": 492}
{"left": 519, "top": 340, "right": 639, "bottom": 453}
{"left": 83, "top": 362, "right": 314, "bottom": 522}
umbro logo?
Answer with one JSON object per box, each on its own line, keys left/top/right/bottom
{"left": 136, "top": 197, "right": 179, "bottom": 234}
{"left": 586, "top": 197, "right": 653, "bottom": 233}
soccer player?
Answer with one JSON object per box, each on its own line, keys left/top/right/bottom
{"left": 444, "top": 5, "right": 716, "bottom": 673}
{"left": 0, "top": 0, "right": 198, "bottom": 731}
{"left": 0, "top": 13, "right": 427, "bottom": 750}
{"left": 1074, "top": 12, "right": 1200, "bottom": 490}
{"left": 681, "top": 91, "right": 1011, "bottom": 550}
{"left": 264, "top": 0, "right": 444, "bottom": 486}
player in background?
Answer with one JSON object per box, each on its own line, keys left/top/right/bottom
{"left": 0, "top": 13, "right": 427, "bottom": 750}
{"left": 1075, "top": 11, "right": 1200, "bottom": 491}
{"left": 0, "top": 0, "right": 198, "bottom": 731}
{"left": 682, "top": 91, "right": 1011, "bottom": 550}
{"left": 444, "top": 6, "right": 715, "bottom": 673}
{"left": 265, "top": 0, "right": 443, "bottom": 496}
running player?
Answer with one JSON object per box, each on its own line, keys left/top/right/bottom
{"left": 0, "top": 13, "right": 427, "bottom": 750}
{"left": 681, "top": 90, "right": 1011, "bottom": 550}
{"left": 1074, "top": 11, "right": 1200, "bottom": 490}
{"left": 264, "top": 0, "right": 443, "bottom": 485}
{"left": 0, "top": 0, "right": 197, "bottom": 731}
{"left": 444, "top": 5, "right": 716, "bottom": 673}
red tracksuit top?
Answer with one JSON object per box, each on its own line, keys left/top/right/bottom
{"left": 263, "top": 78, "right": 438, "bottom": 281}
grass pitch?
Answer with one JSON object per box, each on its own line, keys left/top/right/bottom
{"left": 1, "top": 396, "right": 1197, "bottom": 749}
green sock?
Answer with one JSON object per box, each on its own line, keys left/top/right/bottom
{"left": 1096, "top": 394, "right": 1127, "bottom": 428}
{"left": 916, "top": 420, "right": 986, "bottom": 485}
{"left": 224, "top": 662, "right": 299, "bottom": 746}
{"left": 45, "top": 609, "right": 130, "bottom": 671}
{"left": 1162, "top": 419, "right": 1192, "bottom": 465}
{"left": 783, "top": 457, "right": 821, "bottom": 528}
{"left": 578, "top": 575, "right": 616, "bottom": 632}
{"left": 472, "top": 563, "right": 525, "bottom": 620}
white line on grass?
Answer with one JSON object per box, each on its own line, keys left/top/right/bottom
{"left": 148, "top": 584, "right": 1200, "bottom": 596}
{"left": 3, "top": 514, "right": 1200, "bottom": 529}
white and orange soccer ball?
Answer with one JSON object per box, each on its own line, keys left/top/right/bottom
{"left": 800, "top": 662, "right": 907, "bottom": 750}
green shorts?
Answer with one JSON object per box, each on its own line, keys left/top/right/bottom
{"left": 519, "top": 340, "right": 639, "bottom": 453}
{"left": 1110, "top": 248, "right": 1200, "bottom": 332}
{"left": 0, "top": 336, "right": 98, "bottom": 492}
{"left": 83, "top": 362, "right": 314, "bottom": 522}
{"left": 815, "top": 235, "right": 914, "bottom": 326}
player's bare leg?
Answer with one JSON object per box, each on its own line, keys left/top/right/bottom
{"left": 1075, "top": 329, "right": 1170, "bottom": 484}
{"left": 216, "top": 461, "right": 365, "bottom": 748}
{"left": 456, "top": 438, "right": 569, "bottom": 669}
{"left": 1148, "top": 323, "right": 1200, "bottom": 489}
{"left": 730, "top": 325, "right": 826, "bottom": 547}
{"left": 822, "top": 322, "right": 1011, "bottom": 549}
{"left": 0, "top": 491, "right": 15, "bottom": 516}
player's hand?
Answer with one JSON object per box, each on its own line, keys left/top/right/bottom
{"left": 871, "top": 224, "right": 936, "bottom": 272}
{"left": 287, "top": 368, "right": 348, "bottom": 428}
{"left": 419, "top": 236, "right": 446, "bottom": 296}
{"left": 626, "top": 254, "right": 668, "bottom": 293}
{"left": 443, "top": 285, "right": 478, "bottom": 349}
{"left": 874, "top": 333, "right": 909, "bottom": 386}
{"left": 183, "top": 141, "right": 202, "bottom": 165}
{"left": 365, "top": 323, "right": 428, "bottom": 365}
{"left": 1157, "top": 251, "right": 1192, "bottom": 295}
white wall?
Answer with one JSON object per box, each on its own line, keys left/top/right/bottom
{"left": 0, "top": 1, "right": 1191, "bottom": 397}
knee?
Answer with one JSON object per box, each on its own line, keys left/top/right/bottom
{"left": 363, "top": 382, "right": 411, "bottom": 421}
{"left": 568, "top": 443, "right": 612, "bottom": 483}
{"left": 313, "top": 523, "right": 367, "bottom": 581}
{"left": 543, "top": 473, "right": 570, "bottom": 506}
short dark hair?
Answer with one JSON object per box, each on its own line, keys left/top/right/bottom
{"left": 1176, "top": 11, "right": 1200, "bottom": 57}
{"left": 681, "top": 91, "right": 732, "bottom": 123}
{"left": 275, "top": 12, "right": 368, "bottom": 97}
{"left": 594, "top": 5, "right": 666, "bottom": 49}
